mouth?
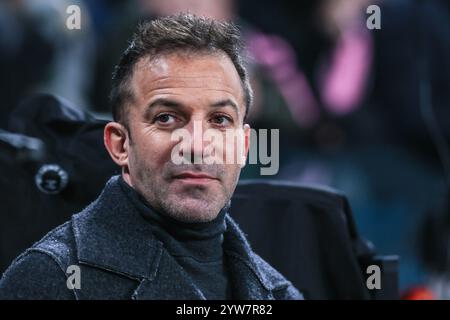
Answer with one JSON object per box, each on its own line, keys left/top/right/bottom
{"left": 172, "top": 171, "right": 219, "bottom": 185}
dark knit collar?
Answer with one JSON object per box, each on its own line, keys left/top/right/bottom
{"left": 118, "top": 176, "right": 228, "bottom": 262}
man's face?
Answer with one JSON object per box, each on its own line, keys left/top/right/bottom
{"left": 113, "top": 52, "right": 250, "bottom": 222}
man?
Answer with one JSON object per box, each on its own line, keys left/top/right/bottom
{"left": 0, "top": 14, "right": 302, "bottom": 300}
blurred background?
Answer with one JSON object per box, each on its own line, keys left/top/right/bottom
{"left": 0, "top": 0, "right": 449, "bottom": 298}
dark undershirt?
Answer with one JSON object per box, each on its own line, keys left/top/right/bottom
{"left": 119, "top": 177, "right": 231, "bottom": 300}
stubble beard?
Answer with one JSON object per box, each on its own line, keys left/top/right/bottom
{"left": 133, "top": 160, "right": 234, "bottom": 223}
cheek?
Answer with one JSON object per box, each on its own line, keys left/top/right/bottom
{"left": 220, "top": 163, "right": 241, "bottom": 196}
{"left": 221, "top": 130, "right": 246, "bottom": 165}
{"left": 129, "top": 131, "right": 175, "bottom": 171}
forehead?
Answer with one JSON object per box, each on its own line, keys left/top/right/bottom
{"left": 129, "top": 51, "right": 245, "bottom": 109}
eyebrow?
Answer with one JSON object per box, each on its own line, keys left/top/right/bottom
{"left": 146, "top": 98, "right": 240, "bottom": 115}
{"left": 147, "top": 98, "right": 183, "bottom": 109}
{"left": 211, "top": 99, "right": 239, "bottom": 114}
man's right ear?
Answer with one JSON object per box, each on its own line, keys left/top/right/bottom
{"left": 104, "top": 122, "right": 129, "bottom": 167}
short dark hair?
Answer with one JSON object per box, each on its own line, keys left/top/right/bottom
{"left": 110, "top": 13, "right": 253, "bottom": 125}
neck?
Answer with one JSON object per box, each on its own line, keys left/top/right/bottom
{"left": 118, "top": 176, "right": 229, "bottom": 261}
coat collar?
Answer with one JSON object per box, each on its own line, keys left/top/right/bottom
{"left": 72, "top": 175, "right": 289, "bottom": 298}
{"left": 72, "top": 176, "right": 162, "bottom": 280}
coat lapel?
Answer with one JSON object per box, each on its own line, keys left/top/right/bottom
{"left": 132, "top": 250, "right": 206, "bottom": 300}
{"left": 223, "top": 216, "right": 288, "bottom": 300}
{"left": 72, "top": 176, "right": 160, "bottom": 280}
{"left": 225, "top": 252, "right": 275, "bottom": 300}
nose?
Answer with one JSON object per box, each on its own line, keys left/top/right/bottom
{"left": 183, "top": 119, "right": 206, "bottom": 164}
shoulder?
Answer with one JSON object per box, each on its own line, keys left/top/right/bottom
{"left": 0, "top": 221, "right": 77, "bottom": 299}
{"left": 32, "top": 220, "right": 78, "bottom": 267}
{"left": 0, "top": 248, "right": 75, "bottom": 299}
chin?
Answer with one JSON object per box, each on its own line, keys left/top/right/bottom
{"left": 165, "top": 197, "right": 223, "bottom": 223}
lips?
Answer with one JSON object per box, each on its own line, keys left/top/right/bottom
{"left": 173, "top": 172, "right": 217, "bottom": 180}
{"left": 172, "top": 171, "right": 219, "bottom": 185}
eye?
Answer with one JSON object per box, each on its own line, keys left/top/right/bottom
{"left": 154, "top": 113, "right": 177, "bottom": 125}
{"left": 210, "top": 115, "right": 233, "bottom": 127}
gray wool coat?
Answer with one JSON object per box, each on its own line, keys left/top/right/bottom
{"left": 0, "top": 176, "right": 303, "bottom": 300}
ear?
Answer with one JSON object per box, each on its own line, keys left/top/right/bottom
{"left": 104, "top": 122, "right": 130, "bottom": 168}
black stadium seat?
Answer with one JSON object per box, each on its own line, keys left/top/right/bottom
{"left": 230, "top": 179, "right": 399, "bottom": 299}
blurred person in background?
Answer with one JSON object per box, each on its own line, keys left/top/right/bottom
{"left": 0, "top": 0, "right": 95, "bottom": 129}
{"left": 0, "top": 0, "right": 114, "bottom": 274}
